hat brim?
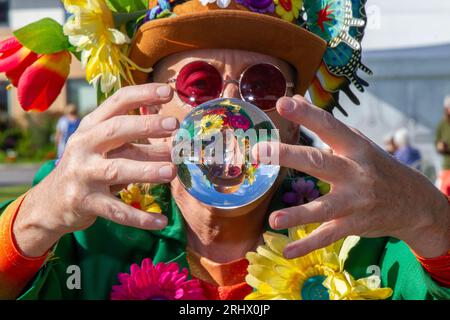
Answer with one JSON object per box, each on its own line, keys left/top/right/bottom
{"left": 129, "top": 10, "right": 327, "bottom": 95}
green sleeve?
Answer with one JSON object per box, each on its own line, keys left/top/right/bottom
{"left": 380, "top": 238, "right": 450, "bottom": 300}
{"left": 32, "top": 160, "right": 57, "bottom": 186}
{"left": 0, "top": 160, "right": 71, "bottom": 299}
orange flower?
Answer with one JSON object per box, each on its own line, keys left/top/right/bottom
{"left": 0, "top": 36, "right": 71, "bottom": 112}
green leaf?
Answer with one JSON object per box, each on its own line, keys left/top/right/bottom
{"left": 106, "top": 0, "right": 148, "bottom": 13}
{"left": 13, "top": 18, "right": 70, "bottom": 54}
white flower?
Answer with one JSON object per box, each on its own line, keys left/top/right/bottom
{"left": 199, "top": 0, "right": 231, "bottom": 8}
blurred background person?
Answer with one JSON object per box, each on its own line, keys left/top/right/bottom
{"left": 435, "top": 95, "right": 450, "bottom": 195}
{"left": 384, "top": 134, "right": 398, "bottom": 155}
{"left": 393, "top": 128, "right": 422, "bottom": 170}
{"left": 55, "top": 104, "right": 80, "bottom": 159}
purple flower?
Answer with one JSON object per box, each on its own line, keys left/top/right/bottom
{"left": 282, "top": 191, "right": 299, "bottom": 205}
{"left": 236, "top": 0, "right": 275, "bottom": 13}
{"left": 282, "top": 178, "right": 320, "bottom": 206}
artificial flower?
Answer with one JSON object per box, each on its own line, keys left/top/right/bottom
{"left": 230, "top": 114, "right": 251, "bottom": 130}
{"left": 63, "top": 0, "right": 150, "bottom": 95}
{"left": 282, "top": 177, "right": 320, "bottom": 206}
{"left": 197, "top": 114, "right": 224, "bottom": 135}
{"left": 144, "top": 0, "right": 172, "bottom": 22}
{"left": 274, "top": 0, "right": 303, "bottom": 22}
{"left": 119, "top": 184, "right": 162, "bottom": 213}
{"left": 317, "top": 179, "right": 331, "bottom": 195}
{"left": 219, "top": 99, "right": 242, "bottom": 112}
{"left": 0, "top": 37, "right": 71, "bottom": 112}
{"left": 111, "top": 258, "right": 206, "bottom": 300}
{"left": 199, "top": 0, "right": 232, "bottom": 8}
{"left": 245, "top": 226, "right": 393, "bottom": 300}
{"left": 205, "top": 107, "right": 227, "bottom": 116}
{"left": 235, "top": 0, "right": 275, "bottom": 13}
{"left": 245, "top": 164, "right": 258, "bottom": 185}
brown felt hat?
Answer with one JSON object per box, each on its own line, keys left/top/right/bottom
{"left": 129, "top": 0, "right": 327, "bottom": 95}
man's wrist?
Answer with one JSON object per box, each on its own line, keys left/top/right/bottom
{"left": 404, "top": 193, "right": 450, "bottom": 258}
{"left": 12, "top": 187, "right": 64, "bottom": 258}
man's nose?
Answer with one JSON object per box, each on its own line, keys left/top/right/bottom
{"left": 221, "top": 80, "right": 240, "bottom": 99}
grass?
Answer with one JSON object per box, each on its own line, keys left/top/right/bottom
{"left": 0, "top": 185, "right": 31, "bottom": 204}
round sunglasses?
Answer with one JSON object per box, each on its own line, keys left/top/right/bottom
{"left": 167, "top": 61, "right": 294, "bottom": 111}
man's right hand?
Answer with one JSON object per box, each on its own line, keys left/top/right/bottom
{"left": 12, "top": 83, "right": 177, "bottom": 258}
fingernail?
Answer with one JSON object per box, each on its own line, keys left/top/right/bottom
{"left": 161, "top": 117, "right": 177, "bottom": 130}
{"left": 283, "top": 247, "right": 294, "bottom": 259}
{"left": 156, "top": 85, "right": 171, "bottom": 98}
{"left": 274, "top": 214, "right": 288, "bottom": 229}
{"left": 159, "top": 165, "right": 173, "bottom": 178}
{"left": 280, "top": 98, "right": 295, "bottom": 113}
{"left": 154, "top": 217, "right": 167, "bottom": 229}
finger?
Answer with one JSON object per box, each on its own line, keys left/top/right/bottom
{"left": 276, "top": 96, "right": 363, "bottom": 154}
{"left": 253, "top": 142, "right": 353, "bottom": 182}
{"left": 82, "top": 83, "right": 173, "bottom": 128}
{"left": 84, "top": 114, "right": 178, "bottom": 152}
{"left": 107, "top": 143, "right": 171, "bottom": 162}
{"left": 283, "top": 221, "right": 349, "bottom": 259}
{"left": 110, "top": 184, "right": 127, "bottom": 194}
{"left": 90, "top": 159, "right": 177, "bottom": 185}
{"left": 269, "top": 193, "right": 350, "bottom": 230}
{"left": 84, "top": 193, "right": 167, "bottom": 230}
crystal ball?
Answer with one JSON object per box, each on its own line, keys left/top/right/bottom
{"left": 172, "top": 98, "right": 280, "bottom": 209}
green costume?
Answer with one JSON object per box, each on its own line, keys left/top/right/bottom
{"left": 0, "top": 160, "right": 449, "bottom": 300}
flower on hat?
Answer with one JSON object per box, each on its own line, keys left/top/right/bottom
{"left": 119, "top": 184, "right": 162, "bottom": 213}
{"left": 111, "top": 258, "right": 206, "bottom": 300}
{"left": 197, "top": 114, "right": 224, "bottom": 135}
{"left": 0, "top": 37, "right": 71, "bottom": 112}
{"left": 235, "top": 0, "right": 275, "bottom": 13}
{"left": 245, "top": 164, "right": 258, "bottom": 185}
{"left": 230, "top": 114, "right": 251, "bottom": 130}
{"left": 274, "top": 0, "right": 303, "bottom": 22}
{"left": 144, "top": 0, "right": 173, "bottom": 22}
{"left": 199, "top": 0, "right": 232, "bottom": 8}
{"left": 245, "top": 226, "right": 393, "bottom": 300}
{"left": 63, "top": 0, "right": 150, "bottom": 96}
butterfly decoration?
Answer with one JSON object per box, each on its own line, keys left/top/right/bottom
{"left": 304, "top": 0, "right": 371, "bottom": 115}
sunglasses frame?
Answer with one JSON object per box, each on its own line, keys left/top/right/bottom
{"left": 167, "top": 61, "right": 294, "bottom": 112}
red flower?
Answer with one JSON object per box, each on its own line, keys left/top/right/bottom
{"left": 0, "top": 37, "right": 71, "bottom": 112}
{"left": 111, "top": 258, "right": 206, "bottom": 300}
{"left": 230, "top": 114, "right": 251, "bottom": 130}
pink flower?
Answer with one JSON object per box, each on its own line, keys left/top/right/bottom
{"left": 282, "top": 178, "right": 320, "bottom": 206}
{"left": 111, "top": 258, "right": 206, "bottom": 300}
{"left": 230, "top": 114, "right": 251, "bottom": 130}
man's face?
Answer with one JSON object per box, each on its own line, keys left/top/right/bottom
{"left": 142, "top": 49, "right": 299, "bottom": 214}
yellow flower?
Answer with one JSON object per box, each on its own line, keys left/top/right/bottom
{"left": 245, "top": 225, "right": 392, "bottom": 300}
{"left": 317, "top": 180, "right": 331, "bottom": 194}
{"left": 119, "top": 184, "right": 162, "bottom": 213}
{"left": 197, "top": 114, "right": 224, "bottom": 135}
{"left": 274, "top": 0, "right": 303, "bottom": 22}
{"left": 245, "top": 165, "right": 257, "bottom": 185}
{"left": 63, "top": 0, "right": 151, "bottom": 95}
{"left": 219, "top": 99, "right": 241, "bottom": 113}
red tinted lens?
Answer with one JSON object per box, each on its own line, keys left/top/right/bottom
{"left": 175, "top": 61, "right": 223, "bottom": 107}
{"left": 240, "top": 64, "right": 287, "bottom": 110}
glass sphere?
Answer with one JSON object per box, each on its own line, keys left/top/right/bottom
{"left": 172, "top": 98, "right": 280, "bottom": 209}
